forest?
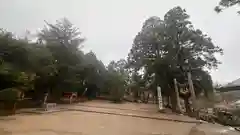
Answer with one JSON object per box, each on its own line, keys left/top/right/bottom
{"left": 0, "top": 5, "right": 226, "bottom": 115}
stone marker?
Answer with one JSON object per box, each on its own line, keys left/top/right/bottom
{"left": 157, "top": 86, "right": 163, "bottom": 111}
{"left": 41, "top": 93, "right": 57, "bottom": 111}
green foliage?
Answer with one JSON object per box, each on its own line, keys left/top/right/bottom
{"left": 0, "top": 18, "right": 111, "bottom": 101}
{"left": 106, "top": 60, "right": 128, "bottom": 102}
{"left": 0, "top": 17, "right": 129, "bottom": 102}
{"left": 38, "top": 18, "right": 85, "bottom": 49}
{"left": 0, "top": 88, "right": 20, "bottom": 101}
{"left": 127, "top": 7, "right": 223, "bottom": 99}
{"left": 108, "top": 72, "right": 125, "bottom": 102}
{"left": 0, "top": 7, "right": 224, "bottom": 105}
{"left": 0, "top": 31, "right": 35, "bottom": 93}
{"left": 215, "top": 0, "right": 240, "bottom": 13}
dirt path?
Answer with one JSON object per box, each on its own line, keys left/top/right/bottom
{"left": 0, "top": 111, "right": 195, "bottom": 135}
{"left": 64, "top": 105, "right": 201, "bottom": 124}
{"left": 0, "top": 101, "right": 238, "bottom": 135}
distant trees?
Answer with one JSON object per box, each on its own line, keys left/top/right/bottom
{"left": 106, "top": 59, "right": 128, "bottom": 102}
{"left": 38, "top": 18, "right": 85, "bottom": 49}
{"left": 213, "top": 82, "right": 223, "bottom": 89}
{"left": 35, "top": 18, "right": 86, "bottom": 99}
{"left": 0, "top": 6, "right": 225, "bottom": 112}
{"left": 0, "top": 18, "right": 127, "bottom": 104}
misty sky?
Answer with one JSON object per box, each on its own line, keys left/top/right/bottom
{"left": 1, "top": 0, "right": 240, "bottom": 84}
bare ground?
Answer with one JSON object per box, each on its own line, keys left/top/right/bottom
{"left": 0, "top": 100, "right": 238, "bottom": 135}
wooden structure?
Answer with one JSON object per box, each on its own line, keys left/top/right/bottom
{"left": 218, "top": 78, "right": 240, "bottom": 93}
{"left": 62, "top": 92, "right": 78, "bottom": 104}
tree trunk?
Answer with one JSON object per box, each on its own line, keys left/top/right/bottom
{"left": 162, "top": 96, "right": 168, "bottom": 107}
{"left": 12, "top": 101, "right": 17, "bottom": 114}
{"left": 173, "top": 79, "right": 181, "bottom": 112}
{"left": 133, "top": 89, "right": 138, "bottom": 102}
{"left": 183, "top": 97, "right": 191, "bottom": 115}
{"left": 170, "top": 92, "right": 177, "bottom": 112}
{"left": 168, "top": 96, "right": 171, "bottom": 108}
{"left": 187, "top": 72, "right": 196, "bottom": 100}
{"left": 146, "top": 92, "right": 150, "bottom": 103}
{"left": 154, "top": 89, "right": 158, "bottom": 104}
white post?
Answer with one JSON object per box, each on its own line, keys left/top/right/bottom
{"left": 43, "top": 93, "right": 48, "bottom": 104}
{"left": 157, "top": 86, "right": 163, "bottom": 110}
{"left": 43, "top": 93, "right": 48, "bottom": 111}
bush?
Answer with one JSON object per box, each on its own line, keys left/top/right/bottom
{"left": 0, "top": 88, "right": 21, "bottom": 101}
{"left": 110, "top": 88, "right": 124, "bottom": 103}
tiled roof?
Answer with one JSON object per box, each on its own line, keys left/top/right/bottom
{"left": 224, "top": 78, "right": 240, "bottom": 87}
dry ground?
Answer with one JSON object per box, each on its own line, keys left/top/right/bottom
{"left": 0, "top": 100, "right": 237, "bottom": 135}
